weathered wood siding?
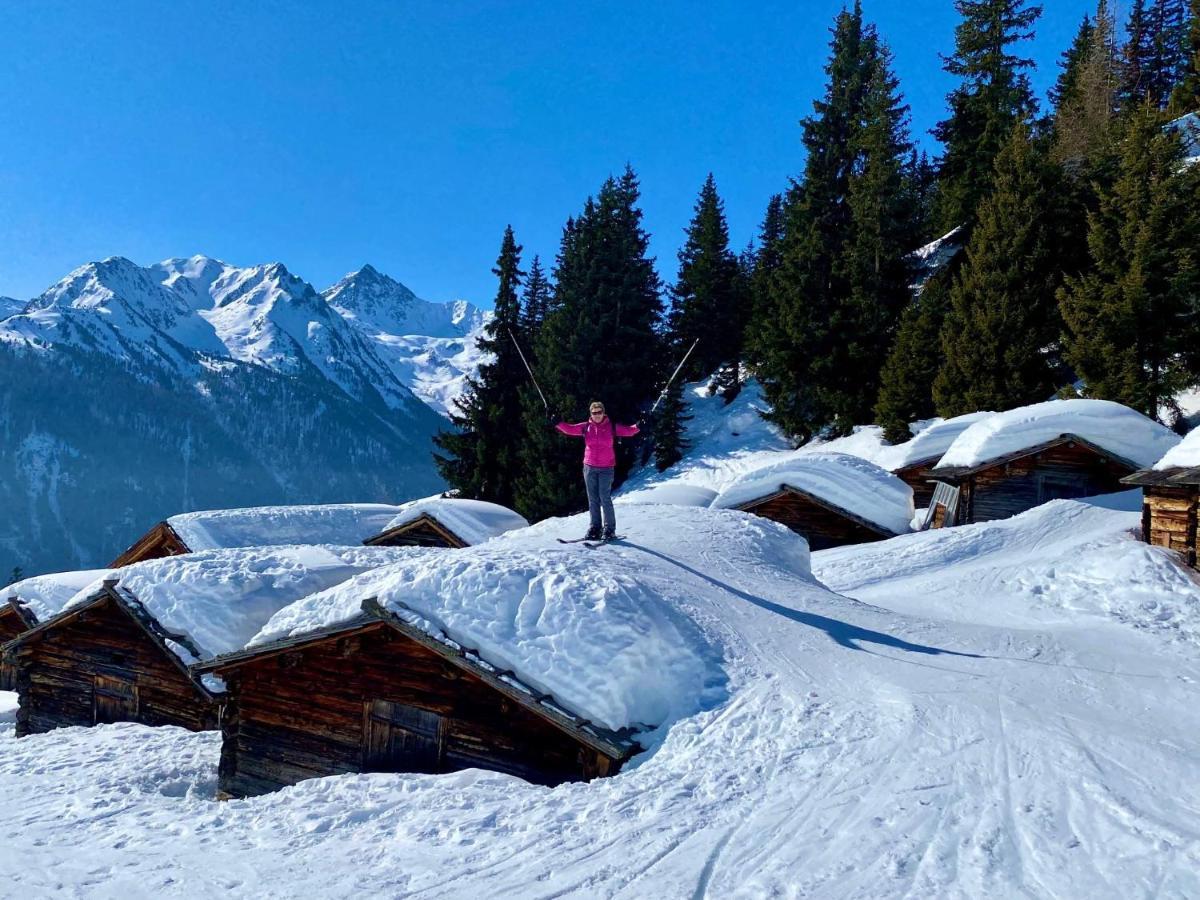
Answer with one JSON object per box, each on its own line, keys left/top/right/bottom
{"left": 1143, "top": 486, "right": 1198, "bottom": 567}
{"left": 11, "top": 596, "right": 216, "bottom": 737}
{"left": 111, "top": 522, "right": 190, "bottom": 567}
{"left": 0, "top": 607, "right": 29, "bottom": 690}
{"left": 963, "top": 443, "right": 1132, "bottom": 525}
{"left": 896, "top": 464, "right": 938, "bottom": 509}
{"left": 217, "top": 624, "right": 618, "bottom": 799}
{"left": 368, "top": 517, "right": 464, "bottom": 548}
{"left": 742, "top": 492, "right": 887, "bottom": 550}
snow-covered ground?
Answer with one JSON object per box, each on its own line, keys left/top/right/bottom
{"left": 2, "top": 496, "right": 1199, "bottom": 897}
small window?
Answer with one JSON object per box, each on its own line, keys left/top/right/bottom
{"left": 363, "top": 700, "right": 443, "bottom": 773}
{"left": 1037, "top": 475, "right": 1089, "bottom": 504}
{"left": 94, "top": 674, "right": 138, "bottom": 724}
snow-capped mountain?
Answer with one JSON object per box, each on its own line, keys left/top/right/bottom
{"left": 0, "top": 254, "right": 468, "bottom": 579}
{"left": 322, "top": 265, "right": 491, "bottom": 416}
{"left": 0, "top": 296, "right": 25, "bottom": 319}
{"left": 323, "top": 264, "right": 486, "bottom": 339}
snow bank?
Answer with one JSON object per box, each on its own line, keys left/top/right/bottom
{"left": 4, "top": 569, "right": 114, "bottom": 623}
{"left": 936, "top": 399, "right": 1179, "bottom": 470}
{"left": 252, "top": 544, "right": 717, "bottom": 732}
{"left": 1168, "top": 111, "right": 1200, "bottom": 164}
{"left": 616, "top": 482, "right": 718, "bottom": 507}
{"left": 167, "top": 503, "right": 406, "bottom": 551}
{"left": 64, "top": 545, "right": 418, "bottom": 664}
{"left": 1152, "top": 426, "right": 1200, "bottom": 470}
{"left": 712, "top": 452, "right": 914, "bottom": 535}
{"left": 378, "top": 497, "right": 529, "bottom": 545}
{"left": 875, "top": 412, "right": 995, "bottom": 470}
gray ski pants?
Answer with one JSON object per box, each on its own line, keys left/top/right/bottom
{"left": 584, "top": 465, "right": 616, "bottom": 531}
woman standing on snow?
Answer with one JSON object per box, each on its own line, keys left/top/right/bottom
{"left": 555, "top": 401, "right": 640, "bottom": 541}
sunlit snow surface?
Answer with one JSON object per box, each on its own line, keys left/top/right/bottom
{"left": 2, "top": 495, "right": 1200, "bottom": 896}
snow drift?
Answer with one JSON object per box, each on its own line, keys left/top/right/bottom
{"left": 875, "top": 411, "right": 995, "bottom": 470}
{"left": 712, "top": 451, "right": 914, "bottom": 535}
{"left": 252, "top": 544, "right": 720, "bottom": 732}
{"left": 936, "top": 398, "right": 1179, "bottom": 470}
{"left": 377, "top": 497, "right": 529, "bottom": 545}
{"left": 63, "top": 545, "right": 416, "bottom": 664}
{"left": 167, "top": 504, "right": 407, "bottom": 552}
{"left": 4, "top": 569, "right": 114, "bottom": 623}
{"left": 1153, "top": 424, "right": 1200, "bottom": 470}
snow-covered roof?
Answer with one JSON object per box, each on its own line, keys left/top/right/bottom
{"left": 375, "top": 497, "right": 529, "bottom": 546}
{"left": 616, "top": 483, "right": 719, "bottom": 508}
{"left": 1152, "top": 427, "right": 1200, "bottom": 471}
{"left": 166, "top": 503, "right": 407, "bottom": 552}
{"left": 712, "top": 452, "right": 914, "bottom": 536}
{"left": 57, "top": 545, "right": 419, "bottom": 665}
{"left": 5, "top": 569, "right": 113, "bottom": 623}
{"left": 935, "top": 399, "right": 1179, "bottom": 472}
{"left": 250, "top": 541, "right": 722, "bottom": 732}
{"left": 875, "top": 412, "right": 996, "bottom": 471}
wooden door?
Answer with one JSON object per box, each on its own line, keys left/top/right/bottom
{"left": 363, "top": 699, "right": 443, "bottom": 773}
{"left": 0, "top": 661, "right": 14, "bottom": 691}
{"left": 94, "top": 674, "right": 138, "bottom": 724}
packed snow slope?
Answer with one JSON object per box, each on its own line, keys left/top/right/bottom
{"left": 2, "top": 498, "right": 1199, "bottom": 897}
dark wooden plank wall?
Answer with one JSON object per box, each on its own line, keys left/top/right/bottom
{"left": 744, "top": 493, "right": 887, "bottom": 550}
{"left": 896, "top": 464, "right": 937, "bottom": 509}
{"left": 217, "top": 624, "right": 617, "bottom": 799}
{"left": 111, "top": 522, "right": 190, "bottom": 567}
{"left": 1144, "top": 486, "right": 1198, "bottom": 566}
{"left": 0, "top": 607, "right": 27, "bottom": 690}
{"left": 380, "top": 519, "right": 461, "bottom": 548}
{"left": 11, "top": 597, "right": 216, "bottom": 737}
{"left": 966, "top": 444, "right": 1132, "bottom": 524}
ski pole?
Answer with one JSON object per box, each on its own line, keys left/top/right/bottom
{"left": 650, "top": 338, "right": 699, "bottom": 413}
{"left": 506, "top": 328, "right": 549, "bottom": 411}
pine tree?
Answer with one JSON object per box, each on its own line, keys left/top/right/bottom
{"left": 933, "top": 0, "right": 1042, "bottom": 232}
{"left": 753, "top": 3, "right": 916, "bottom": 439}
{"left": 743, "top": 194, "right": 785, "bottom": 371}
{"left": 1051, "top": 13, "right": 1097, "bottom": 114}
{"left": 1123, "top": 0, "right": 1189, "bottom": 108}
{"left": 652, "top": 379, "right": 691, "bottom": 470}
{"left": 1179, "top": 0, "right": 1200, "bottom": 107}
{"left": 1059, "top": 103, "right": 1200, "bottom": 416}
{"left": 514, "top": 167, "right": 667, "bottom": 520}
{"left": 1055, "top": 1, "right": 1120, "bottom": 167}
{"left": 874, "top": 269, "right": 955, "bottom": 443}
{"left": 1168, "top": 0, "right": 1200, "bottom": 112}
{"left": 519, "top": 254, "right": 551, "bottom": 339}
{"left": 934, "top": 124, "right": 1064, "bottom": 415}
{"left": 6, "top": 566, "right": 22, "bottom": 587}
{"left": 669, "top": 174, "right": 742, "bottom": 384}
{"left": 903, "top": 150, "right": 939, "bottom": 245}
{"left": 433, "top": 226, "right": 526, "bottom": 508}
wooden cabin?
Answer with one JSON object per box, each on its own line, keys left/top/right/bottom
{"left": 928, "top": 435, "right": 1139, "bottom": 528}
{"left": 362, "top": 499, "right": 529, "bottom": 550}
{"left": 893, "top": 459, "right": 941, "bottom": 510}
{"left": 364, "top": 513, "right": 470, "bottom": 548}
{"left": 725, "top": 487, "right": 899, "bottom": 551}
{"left": 110, "top": 520, "right": 190, "bottom": 567}
{"left": 1121, "top": 466, "right": 1200, "bottom": 567}
{"left": 111, "top": 503, "right": 407, "bottom": 567}
{"left": 195, "top": 601, "right": 639, "bottom": 799}
{"left": 0, "top": 597, "right": 37, "bottom": 690}
{"left": 2, "top": 580, "right": 217, "bottom": 736}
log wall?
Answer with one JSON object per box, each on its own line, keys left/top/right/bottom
{"left": 11, "top": 596, "right": 216, "bottom": 737}
{"left": 1143, "top": 486, "right": 1199, "bottom": 567}
{"left": 743, "top": 491, "right": 887, "bottom": 550}
{"left": 962, "top": 444, "right": 1133, "bottom": 525}
{"left": 0, "top": 607, "right": 29, "bottom": 691}
{"left": 896, "top": 464, "right": 937, "bottom": 509}
{"left": 216, "top": 624, "right": 619, "bottom": 799}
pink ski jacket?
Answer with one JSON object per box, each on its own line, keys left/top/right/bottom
{"left": 556, "top": 417, "right": 639, "bottom": 468}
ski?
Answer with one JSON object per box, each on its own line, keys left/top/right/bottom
{"left": 582, "top": 535, "right": 625, "bottom": 548}
{"left": 556, "top": 537, "right": 595, "bottom": 544}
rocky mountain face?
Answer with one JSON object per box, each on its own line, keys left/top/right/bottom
{"left": 0, "top": 255, "right": 488, "bottom": 578}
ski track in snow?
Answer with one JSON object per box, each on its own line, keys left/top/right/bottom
{"left": 2, "top": 499, "right": 1200, "bottom": 898}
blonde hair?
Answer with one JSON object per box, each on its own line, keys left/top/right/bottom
{"left": 589, "top": 401, "right": 605, "bottom": 413}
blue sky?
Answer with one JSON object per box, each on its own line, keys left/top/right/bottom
{"left": 0, "top": 0, "right": 1094, "bottom": 307}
